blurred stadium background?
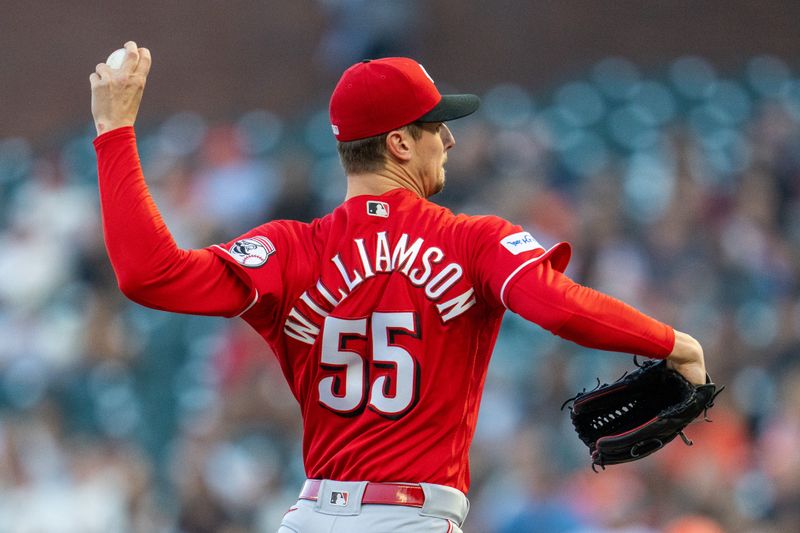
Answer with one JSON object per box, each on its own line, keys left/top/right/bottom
{"left": 2, "top": 1, "right": 800, "bottom": 532}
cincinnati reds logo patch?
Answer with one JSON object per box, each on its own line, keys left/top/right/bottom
{"left": 229, "top": 236, "right": 275, "bottom": 268}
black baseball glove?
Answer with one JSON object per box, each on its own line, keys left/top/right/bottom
{"left": 562, "top": 358, "right": 722, "bottom": 470}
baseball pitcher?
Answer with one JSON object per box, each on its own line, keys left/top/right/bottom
{"left": 90, "top": 42, "right": 707, "bottom": 532}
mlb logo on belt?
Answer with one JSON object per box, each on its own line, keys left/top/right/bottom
{"left": 330, "top": 491, "right": 349, "bottom": 506}
{"left": 367, "top": 201, "right": 389, "bottom": 218}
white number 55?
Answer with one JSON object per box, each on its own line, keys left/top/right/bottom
{"left": 318, "top": 312, "right": 419, "bottom": 419}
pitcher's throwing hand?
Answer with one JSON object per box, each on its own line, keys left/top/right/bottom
{"left": 90, "top": 41, "right": 151, "bottom": 135}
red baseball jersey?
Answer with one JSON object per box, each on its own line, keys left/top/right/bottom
{"left": 95, "top": 127, "right": 673, "bottom": 496}
{"left": 207, "top": 188, "right": 571, "bottom": 493}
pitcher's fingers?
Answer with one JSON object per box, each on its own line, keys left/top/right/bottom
{"left": 95, "top": 63, "right": 113, "bottom": 79}
{"left": 135, "top": 47, "right": 152, "bottom": 76}
{"left": 122, "top": 41, "right": 140, "bottom": 72}
{"left": 90, "top": 72, "right": 100, "bottom": 87}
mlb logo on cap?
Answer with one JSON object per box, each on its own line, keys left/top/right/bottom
{"left": 367, "top": 201, "right": 389, "bottom": 218}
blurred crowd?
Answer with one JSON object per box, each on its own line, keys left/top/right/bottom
{"left": 1, "top": 54, "right": 800, "bottom": 533}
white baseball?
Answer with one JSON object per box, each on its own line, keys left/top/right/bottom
{"left": 105, "top": 48, "right": 126, "bottom": 69}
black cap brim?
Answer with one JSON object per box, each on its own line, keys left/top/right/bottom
{"left": 416, "top": 94, "right": 480, "bottom": 123}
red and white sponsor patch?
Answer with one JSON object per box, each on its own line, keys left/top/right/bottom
{"left": 229, "top": 236, "right": 275, "bottom": 267}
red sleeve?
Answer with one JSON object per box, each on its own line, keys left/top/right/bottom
{"left": 464, "top": 215, "right": 571, "bottom": 309}
{"left": 206, "top": 221, "right": 296, "bottom": 326}
{"left": 93, "top": 126, "right": 254, "bottom": 317}
{"left": 506, "top": 260, "right": 675, "bottom": 358}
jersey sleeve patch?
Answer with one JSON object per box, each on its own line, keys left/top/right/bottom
{"left": 228, "top": 236, "right": 276, "bottom": 268}
{"left": 500, "top": 231, "right": 541, "bottom": 255}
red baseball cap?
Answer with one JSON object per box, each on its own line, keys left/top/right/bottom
{"left": 329, "top": 57, "right": 480, "bottom": 142}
